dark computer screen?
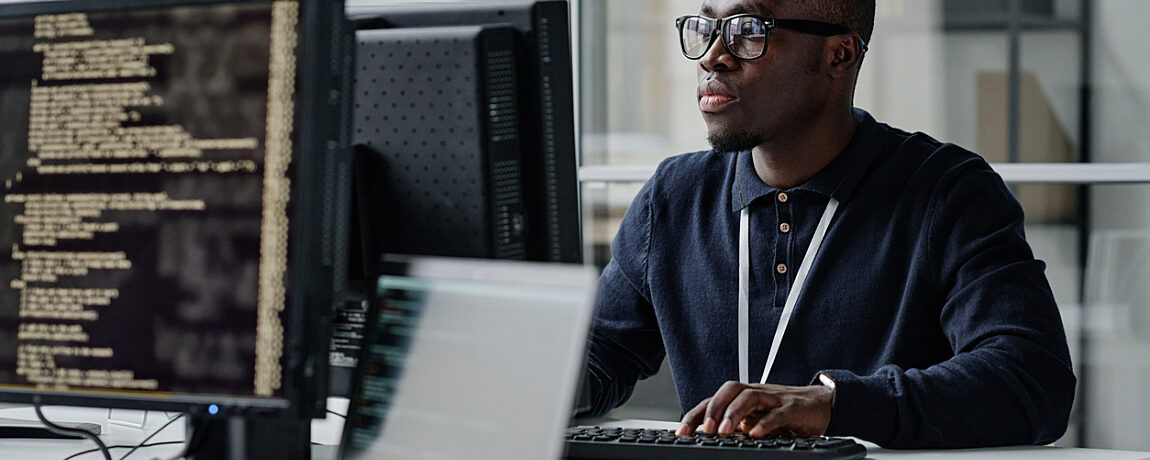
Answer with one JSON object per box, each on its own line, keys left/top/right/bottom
{"left": 0, "top": 0, "right": 347, "bottom": 414}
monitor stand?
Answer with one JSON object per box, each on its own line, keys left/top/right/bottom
{"left": 187, "top": 412, "right": 311, "bottom": 460}
{"left": 0, "top": 417, "right": 101, "bottom": 439}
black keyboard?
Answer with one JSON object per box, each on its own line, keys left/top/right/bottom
{"left": 564, "top": 426, "right": 867, "bottom": 460}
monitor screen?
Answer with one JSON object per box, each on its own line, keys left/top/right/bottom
{"left": 0, "top": 0, "right": 347, "bottom": 413}
{"left": 339, "top": 257, "right": 597, "bottom": 460}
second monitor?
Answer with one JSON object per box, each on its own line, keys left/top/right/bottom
{"left": 330, "top": 1, "right": 582, "bottom": 397}
{"left": 349, "top": 0, "right": 581, "bottom": 266}
{"left": 353, "top": 24, "right": 529, "bottom": 262}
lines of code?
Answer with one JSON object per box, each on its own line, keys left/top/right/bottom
{"left": 342, "top": 287, "right": 424, "bottom": 460}
{"left": 0, "top": 1, "right": 297, "bottom": 400}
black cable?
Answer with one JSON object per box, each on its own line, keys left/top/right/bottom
{"left": 62, "top": 441, "right": 184, "bottom": 460}
{"left": 118, "top": 413, "right": 184, "bottom": 460}
{"left": 326, "top": 409, "right": 346, "bottom": 419}
{"left": 163, "top": 415, "right": 207, "bottom": 460}
{"left": 33, "top": 403, "right": 112, "bottom": 460}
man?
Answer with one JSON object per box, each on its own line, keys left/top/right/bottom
{"left": 582, "top": 0, "right": 1076, "bottom": 449}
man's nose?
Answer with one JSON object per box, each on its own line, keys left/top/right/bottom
{"left": 699, "top": 34, "right": 737, "bottom": 72}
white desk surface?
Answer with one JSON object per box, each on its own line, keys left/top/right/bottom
{"left": 2, "top": 409, "right": 1149, "bottom": 460}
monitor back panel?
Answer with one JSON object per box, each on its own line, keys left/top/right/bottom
{"left": 349, "top": 1, "right": 582, "bottom": 264}
{"left": 353, "top": 25, "right": 527, "bottom": 260}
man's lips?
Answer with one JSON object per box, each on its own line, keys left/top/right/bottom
{"left": 699, "top": 94, "right": 736, "bottom": 112}
{"left": 698, "top": 80, "right": 737, "bottom": 112}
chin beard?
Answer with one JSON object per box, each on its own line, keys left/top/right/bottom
{"left": 707, "top": 131, "right": 764, "bottom": 154}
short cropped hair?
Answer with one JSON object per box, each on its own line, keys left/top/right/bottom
{"left": 806, "top": 0, "right": 876, "bottom": 46}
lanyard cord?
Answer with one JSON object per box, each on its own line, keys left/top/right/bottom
{"left": 738, "top": 197, "right": 839, "bottom": 384}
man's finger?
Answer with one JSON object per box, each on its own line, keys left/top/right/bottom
{"left": 723, "top": 388, "right": 779, "bottom": 433}
{"left": 676, "top": 397, "right": 712, "bottom": 436}
{"left": 748, "top": 409, "right": 787, "bottom": 439}
{"left": 703, "top": 381, "right": 747, "bottom": 434}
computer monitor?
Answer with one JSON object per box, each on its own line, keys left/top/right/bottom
{"left": 353, "top": 23, "right": 530, "bottom": 262}
{"left": 329, "top": 0, "right": 583, "bottom": 396}
{"left": 0, "top": 0, "right": 350, "bottom": 456}
{"left": 347, "top": 0, "right": 582, "bottom": 265}
{"left": 338, "top": 256, "right": 597, "bottom": 460}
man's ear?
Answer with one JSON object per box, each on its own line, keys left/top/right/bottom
{"left": 827, "top": 35, "right": 864, "bottom": 79}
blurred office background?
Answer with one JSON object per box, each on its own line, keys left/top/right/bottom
{"left": 568, "top": 0, "right": 1150, "bottom": 451}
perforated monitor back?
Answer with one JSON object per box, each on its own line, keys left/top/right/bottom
{"left": 353, "top": 25, "right": 526, "bottom": 259}
{"left": 348, "top": 0, "right": 582, "bottom": 264}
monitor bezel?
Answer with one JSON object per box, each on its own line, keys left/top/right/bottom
{"left": 0, "top": 0, "right": 342, "bottom": 416}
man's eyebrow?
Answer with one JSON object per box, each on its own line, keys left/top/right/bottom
{"left": 700, "top": 2, "right": 772, "bottom": 18}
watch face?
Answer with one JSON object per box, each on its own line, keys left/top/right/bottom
{"left": 818, "top": 373, "right": 837, "bottom": 390}
{"left": 817, "top": 373, "right": 837, "bottom": 407}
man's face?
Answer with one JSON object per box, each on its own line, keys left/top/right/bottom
{"left": 695, "top": 0, "right": 827, "bottom": 153}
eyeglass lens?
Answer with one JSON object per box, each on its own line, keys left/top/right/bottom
{"left": 680, "top": 16, "right": 769, "bottom": 60}
{"left": 725, "top": 16, "right": 767, "bottom": 58}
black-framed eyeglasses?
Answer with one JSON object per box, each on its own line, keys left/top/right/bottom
{"left": 675, "top": 14, "right": 866, "bottom": 61}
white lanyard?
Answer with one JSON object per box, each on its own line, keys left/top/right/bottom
{"left": 738, "top": 197, "right": 838, "bottom": 384}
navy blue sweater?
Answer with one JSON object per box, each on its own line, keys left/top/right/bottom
{"left": 584, "top": 110, "right": 1075, "bottom": 449}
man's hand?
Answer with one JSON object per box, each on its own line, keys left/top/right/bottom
{"left": 675, "top": 381, "right": 833, "bottom": 439}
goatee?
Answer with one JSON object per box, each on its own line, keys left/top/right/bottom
{"left": 707, "top": 131, "right": 763, "bottom": 154}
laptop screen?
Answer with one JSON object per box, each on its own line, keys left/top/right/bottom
{"left": 339, "top": 258, "right": 596, "bottom": 460}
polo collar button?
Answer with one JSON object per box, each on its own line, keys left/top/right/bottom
{"left": 777, "top": 192, "right": 789, "bottom": 203}
{"left": 776, "top": 264, "right": 787, "bottom": 274}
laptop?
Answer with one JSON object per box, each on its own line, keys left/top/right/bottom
{"left": 337, "top": 257, "right": 598, "bottom": 460}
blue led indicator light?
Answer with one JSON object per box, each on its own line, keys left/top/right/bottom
{"left": 208, "top": 404, "right": 219, "bottom": 415}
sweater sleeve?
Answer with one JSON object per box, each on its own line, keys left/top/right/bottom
{"left": 582, "top": 174, "right": 667, "bottom": 417}
{"left": 822, "top": 158, "right": 1076, "bottom": 448}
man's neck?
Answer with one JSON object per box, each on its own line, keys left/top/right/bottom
{"left": 750, "top": 109, "right": 859, "bottom": 190}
